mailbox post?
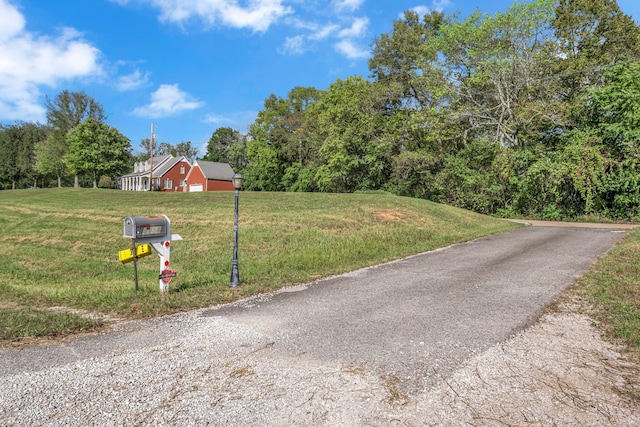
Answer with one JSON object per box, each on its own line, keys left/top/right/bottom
{"left": 121, "top": 215, "right": 182, "bottom": 293}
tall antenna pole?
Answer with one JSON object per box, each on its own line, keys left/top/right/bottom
{"left": 149, "top": 123, "right": 156, "bottom": 191}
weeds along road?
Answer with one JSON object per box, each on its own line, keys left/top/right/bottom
{"left": 0, "top": 224, "right": 633, "bottom": 425}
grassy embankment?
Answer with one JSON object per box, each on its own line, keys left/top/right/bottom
{"left": 1, "top": 188, "right": 638, "bottom": 361}
{"left": 0, "top": 188, "right": 517, "bottom": 345}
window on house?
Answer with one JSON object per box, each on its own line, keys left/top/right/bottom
{"left": 179, "top": 180, "right": 186, "bottom": 187}
{"left": 163, "top": 179, "right": 174, "bottom": 189}
{"left": 180, "top": 165, "right": 185, "bottom": 174}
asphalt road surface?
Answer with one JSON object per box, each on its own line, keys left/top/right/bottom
{"left": 0, "top": 223, "right": 632, "bottom": 425}
{"left": 201, "top": 224, "right": 628, "bottom": 393}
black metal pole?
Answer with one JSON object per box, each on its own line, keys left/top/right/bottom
{"left": 229, "top": 188, "right": 240, "bottom": 287}
{"left": 132, "top": 239, "right": 139, "bottom": 291}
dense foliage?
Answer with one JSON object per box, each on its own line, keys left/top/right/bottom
{"left": 203, "top": 0, "right": 638, "bottom": 221}
{"left": 2, "top": 0, "right": 639, "bottom": 221}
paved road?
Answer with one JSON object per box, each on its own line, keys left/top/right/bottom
{"left": 202, "top": 224, "right": 629, "bottom": 393}
{"left": 0, "top": 224, "right": 632, "bottom": 425}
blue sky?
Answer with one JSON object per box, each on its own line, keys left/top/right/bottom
{"left": 1, "top": 0, "right": 639, "bottom": 156}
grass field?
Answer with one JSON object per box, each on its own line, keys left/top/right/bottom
{"left": 1, "top": 189, "right": 638, "bottom": 360}
{"left": 0, "top": 188, "right": 518, "bottom": 344}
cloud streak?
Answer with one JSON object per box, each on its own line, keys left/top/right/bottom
{"left": 116, "top": 69, "right": 150, "bottom": 91}
{"left": 117, "top": 0, "right": 293, "bottom": 32}
{"left": 116, "top": 0, "right": 371, "bottom": 60}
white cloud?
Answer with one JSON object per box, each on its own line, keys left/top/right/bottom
{"left": 332, "top": 16, "right": 369, "bottom": 59}
{"left": 282, "top": 14, "right": 368, "bottom": 59}
{"left": 309, "top": 23, "right": 339, "bottom": 41}
{"left": 279, "top": 22, "right": 339, "bottom": 55}
{"left": 280, "top": 35, "right": 306, "bottom": 55}
{"left": 337, "top": 16, "right": 368, "bottom": 38}
{"left": 333, "top": 0, "right": 364, "bottom": 13}
{"left": 432, "top": 0, "right": 452, "bottom": 11}
{"left": 0, "top": 0, "right": 25, "bottom": 41}
{"left": 204, "top": 110, "right": 257, "bottom": 132}
{"left": 0, "top": 0, "right": 102, "bottom": 122}
{"left": 402, "top": 0, "right": 452, "bottom": 18}
{"left": 405, "top": 6, "right": 431, "bottom": 18}
{"left": 133, "top": 84, "right": 204, "bottom": 118}
{"left": 116, "top": 69, "right": 150, "bottom": 91}
{"left": 126, "top": 0, "right": 293, "bottom": 32}
{"left": 334, "top": 39, "right": 368, "bottom": 59}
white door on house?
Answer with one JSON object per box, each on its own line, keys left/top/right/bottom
{"left": 189, "top": 184, "right": 203, "bottom": 192}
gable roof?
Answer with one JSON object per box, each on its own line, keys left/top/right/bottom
{"left": 152, "top": 156, "right": 190, "bottom": 178}
{"left": 194, "top": 160, "right": 235, "bottom": 181}
{"left": 121, "top": 155, "right": 174, "bottom": 178}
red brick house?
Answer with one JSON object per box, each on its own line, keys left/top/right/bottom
{"left": 153, "top": 156, "right": 192, "bottom": 192}
{"left": 185, "top": 160, "right": 235, "bottom": 191}
{"left": 120, "top": 155, "right": 191, "bottom": 192}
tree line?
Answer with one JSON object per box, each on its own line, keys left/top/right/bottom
{"left": 202, "top": 0, "right": 640, "bottom": 221}
{"left": 0, "top": 91, "right": 198, "bottom": 190}
{"left": 2, "top": 0, "right": 639, "bottom": 221}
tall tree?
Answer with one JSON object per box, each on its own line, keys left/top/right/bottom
{"left": 41, "top": 90, "right": 107, "bottom": 187}
{"left": 0, "top": 122, "right": 48, "bottom": 189}
{"left": 369, "top": 10, "right": 447, "bottom": 111}
{"left": 437, "top": 0, "right": 559, "bottom": 147}
{"left": 172, "top": 141, "right": 199, "bottom": 163}
{"left": 135, "top": 138, "right": 164, "bottom": 161}
{"left": 45, "top": 90, "right": 106, "bottom": 131}
{"left": 245, "top": 87, "right": 321, "bottom": 190}
{"left": 35, "top": 131, "right": 67, "bottom": 187}
{"left": 65, "top": 118, "right": 132, "bottom": 189}
{"left": 553, "top": 0, "right": 640, "bottom": 126}
{"left": 311, "top": 76, "right": 395, "bottom": 192}
{"left": 203, "top": 127, "right": 243, "bottom": 163}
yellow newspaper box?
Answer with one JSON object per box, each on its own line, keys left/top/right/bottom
{"left": 118, "top": 243, "right": 153, "bottom": 264}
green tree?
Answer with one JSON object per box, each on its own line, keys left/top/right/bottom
{"left": 586, "top": 61, "right": 640, "bottom": 159}
{"left": 369, "top": 10, "right": 447, "bottom": 111}
{"left": 203, "top": 127, "right": 243, "bottom": 163}
{"left": 132, "top": 139, "right": 198, "bottom": 164}
{"left": 553, "top": 0, "right": 640, "bottom": 126}
{"left": 45, "top": 90, "right": 106, "bottom": 132}
{"left": 155, "top": 142, "right": 174, "bottom": 156}
{"left": 311, "top": 76, "right": 395, "bottom": 192}
{"left": 41, "top": 90, "right": 107, "bottom": 187}
{"left": 65, "top": 118, "right": 132, "bottom": 189}
{"left": 0, "top": 122, "right": 48, "bottom": 189}
{"left": 134, "top": 138, "right": 165, "bottom": 162}
{"left": 171, "top": 141, "right": 198, "bottom": 163}
{"left": 241, "top": 139, "right": 282, "bottom": 191}
{"left": 35, "top": 131, "right": 67, "bottom": 187}
{"left": 225, "top": 138, "right": 248, "bottom": 172}
{"left": 574, "top": 61, "right": 640, "bottom": 218}
{"left": 245, "top": 87, "right": 321, "bottom": 190}
{"left": 437, "top": 0, "right": 559, "bottom": 147}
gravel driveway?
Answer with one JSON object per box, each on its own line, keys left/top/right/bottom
{"left": 1, "top": 223, "right": 639, "bottom": 426}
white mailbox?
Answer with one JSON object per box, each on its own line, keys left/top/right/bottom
{"left": 121, "top": 215, "right": 182, "bottom": 293}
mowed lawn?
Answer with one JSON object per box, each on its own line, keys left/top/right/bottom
{"left": 0, "top": 188, "right": 518, "bottom": 343}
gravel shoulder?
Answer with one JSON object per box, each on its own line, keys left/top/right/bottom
{"left": 404, "top": 297, "right": 640, "bottom": 426}
{"left": 1, "top": 296, "right": 638, "bottom": 426}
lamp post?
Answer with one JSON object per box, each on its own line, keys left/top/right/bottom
{"left": 229, "top": 173, "right": 243, "bottom": 288}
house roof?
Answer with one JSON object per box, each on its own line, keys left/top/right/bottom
{"left": 121, "top": 155, "right": 174, "bottom": 178}
{"left": 152, "top": 156, "right": 189, "bottom": 178}
{"left": 194, "top": 160, "right": 235, "bottom": 181}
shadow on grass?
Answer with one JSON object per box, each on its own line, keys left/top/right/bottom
{"left": 169, "top": 279, "right": 224, "bottom": 294}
